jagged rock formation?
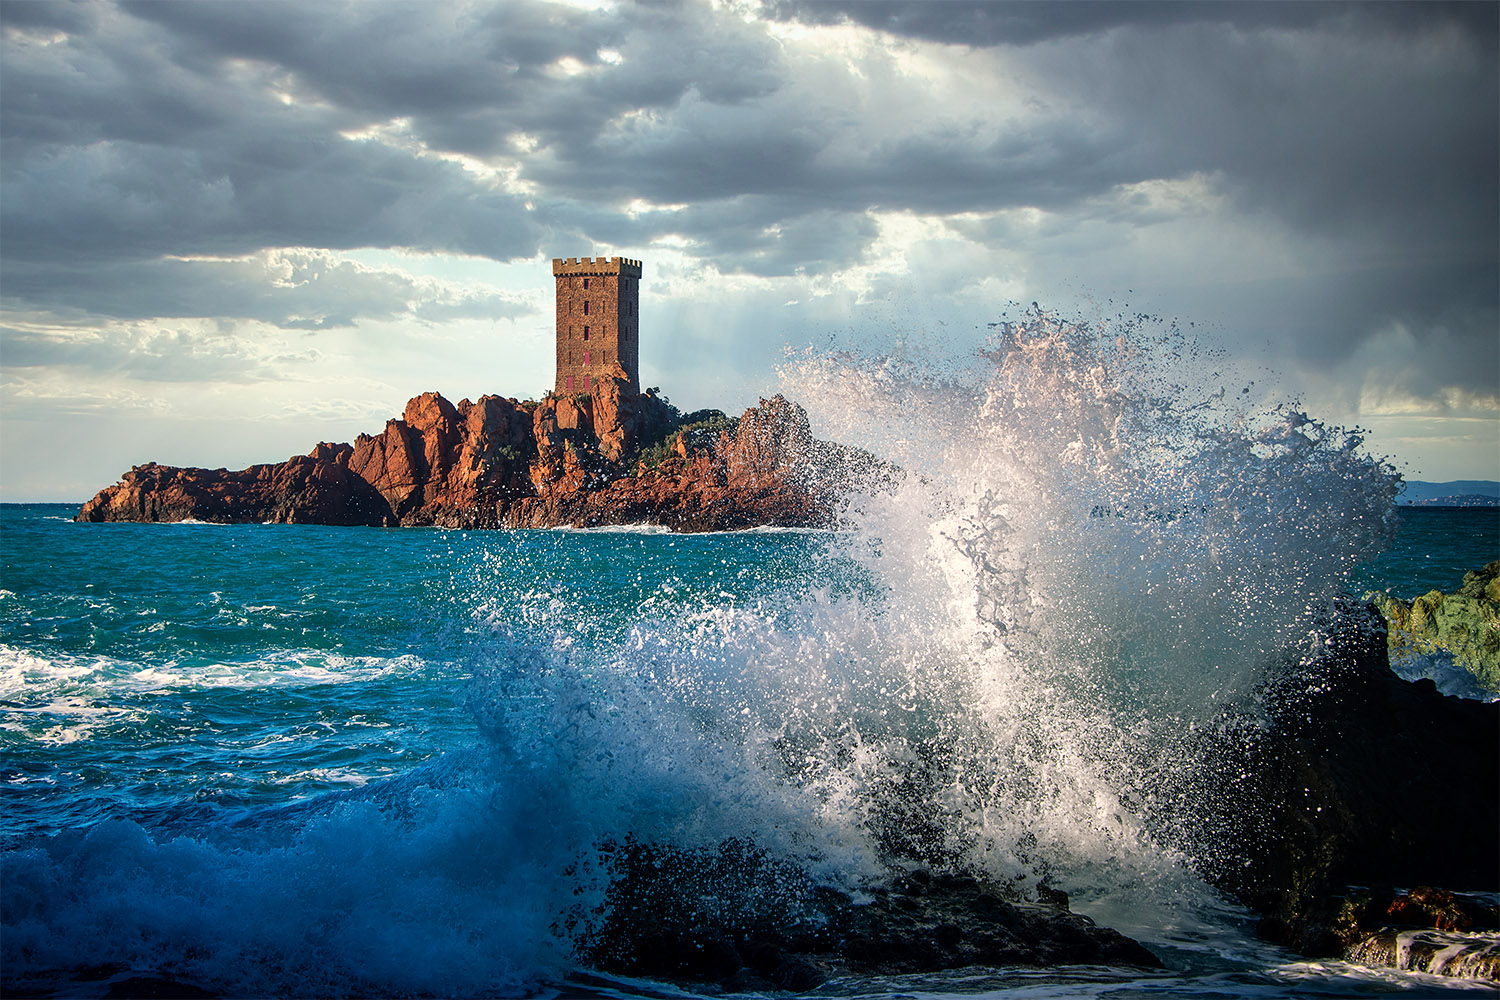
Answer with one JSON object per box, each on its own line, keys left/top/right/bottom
{"left": 77, "top": 371, "right": 884, "bottom": 532}
{"left": 1171, "top": 600, "right": 1499, "bottom": 972}
{"left": 1368, "top": 561, "right": 1500, "bottom": 692}
{"left": 582, "top": 842, "right": 1160, "bottom": 991}
{"left": 71, "top": 453, "right": 393, "bottom": 526}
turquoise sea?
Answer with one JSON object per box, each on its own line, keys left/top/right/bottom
{"left": 4, "top": 327, "right": 1498, "bottom": 998}
{"left": 2, "top": 502, "right": 1496, "bottom": 998}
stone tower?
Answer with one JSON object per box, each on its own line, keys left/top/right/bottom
{"left": 553, "top": 256, "right": 641, "bottom": 395}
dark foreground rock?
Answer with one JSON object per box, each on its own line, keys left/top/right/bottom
{"left": 77, "top": 373, "right": 887, "bottom": 532}
{"left": 2, "top": 965, "right": 220, "bottom": 1000}
{"left": 582, "top": 841, "right": 1161, "bottom": 991}
{"left": 1176, "top": 600, "right": 1499, "bottom": 972}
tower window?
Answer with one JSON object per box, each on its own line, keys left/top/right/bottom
{"left": 584, "top": 375, "right": 591, "bottom": 389}
{"left": 583, "top": 326, "right": 590, "bottom": 341}
{"left": 567, "top": 375, "right": 574, "bottom": 391}
{"left": 583, "top": 301, "right": 589, "bottom": 315}
{"left": 584, "top": 350, "right": 591, "bottom": 365}
{"left": 583, "top": 279, "right": 589, "bottom": 289}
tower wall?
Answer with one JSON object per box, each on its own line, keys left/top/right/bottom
{"left": 553, "top": 256, "right": 641, "bottom": 395}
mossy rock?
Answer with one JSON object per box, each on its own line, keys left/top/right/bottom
{"left": 1370, "top": 561, "right": 1500, "bottom": 692}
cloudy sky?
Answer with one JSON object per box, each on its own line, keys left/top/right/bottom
{"left": 2, "top": 0, "right": 1496, "bottom": 501}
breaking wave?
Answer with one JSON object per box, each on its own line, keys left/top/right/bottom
{"left": 2, "top": 309, "right": 1403, "bottom": 996}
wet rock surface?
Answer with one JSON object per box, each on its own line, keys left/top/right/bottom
{"left": 582, "top": 841, "right": 1161, "bottom": 991}
{"left": 77, "top": 375, "right": 886, "bottom": 532}
{"left": 1331, "top": 886, "right": 1500, "bottom": 981}
{"left": 1346, "top": 926, "right": 1500, "bottom": 981}
{"left": 1176, "top": 601, "right": 1499, "bottom": 963}
{"left": 1280, "top": 884, "right": 1500, "bottom": 982}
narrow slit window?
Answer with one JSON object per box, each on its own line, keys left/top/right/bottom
{"left": 583, "top": 301, "right": 589, "bottom": 315}
{"left": 583, "top": 278, "right": 590, "bottom": 289}
{"left": 584, "top": 375, "right": 591, "bottom": 389}
{"left": 583, "top": 326, "right": 590, "bottom": 341}
{"left": 584, "top": 350, "right": 590, "bottom": 364}
{"left": 566, "top": 375, "right": 574, "bottom": 391}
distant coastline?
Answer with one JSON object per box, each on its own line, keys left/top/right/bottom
{"left": 1398, "top": 480, "right": 1500, "bottom": 507}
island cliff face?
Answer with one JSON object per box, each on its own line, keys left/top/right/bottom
{"left": 77, "top": 371, "right": 877, "bottom": 532}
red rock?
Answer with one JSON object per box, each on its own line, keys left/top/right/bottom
{"left": 1386, "top": 886, "right": 1494, "bottom": 933}
{"left": 76, "top": 458, "right": 392, "bottom": 526}
{"left": 723, "top": 394, "right": 812, "bottom": 492}
{"left": 77, "top": 386, "right": 880, "bottom": 532}
{"left": 402, "top": 390, "right": 459, "bottom": 485}
{"left": 349, "top": 419, "right": 424, "bottom": 517}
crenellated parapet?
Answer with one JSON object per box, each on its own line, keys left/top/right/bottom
{"left": 552, "top": 256, "right": 643, "bottom": 278}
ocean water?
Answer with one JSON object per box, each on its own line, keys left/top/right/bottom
{"left": 4, "top": 320, "right": 1498, "bottom": 998}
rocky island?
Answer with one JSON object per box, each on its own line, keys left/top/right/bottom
{"left": 80, "top": 255, "right": 889, "bottom": 532}
{"left": 76, "top": 369, "right": 879, "bottom": 532}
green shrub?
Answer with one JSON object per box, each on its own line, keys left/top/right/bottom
{"left": 635, "top": 411, "right": 739, "bottom": 469}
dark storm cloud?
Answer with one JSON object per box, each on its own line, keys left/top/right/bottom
{"left": 1, "top": 0, "right": 1494, "bottom": 400}
{"left": 118, "top": 0, "right": 781, "bottom": 160}
{"left": 120, "top": 0, "right": 605, "bottom": 134}
{"left": 757, "top": 0, "right": 1497, "bottom": 265}
{"left": 2, "top": 0, "right": 799, "bottom": 318}
{"left": 1043, "top": 13, "right": 1500, "bottom": 238}
{"left": 1030, "top": 9, "right": 1498, "bottom": 384}
{"left": 1, "top": 0, "right": 544, "bottom": 321}
{"left": 767, "top": 1, "right": 1494, "bottom": 48}
{"left": 0, "top": 0, "right": 98, "bottom": 36}
{"left": 0, "top": 96, "right": 539, "bottom": 265}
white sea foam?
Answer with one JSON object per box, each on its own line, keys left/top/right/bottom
{"left": 772, "top": 311, "right": 1400, "bottom": 913}
{"left": 555, "top": 522, "right": 674, "bottom": 535}
{"left": 0, "top": 643, "right": 433, "bottom": 700}
{"left": 0, "top": 645, "right": 101, "bottom": 689}
{"left": 269, "top": 767, "right": 374, "bottom": 788}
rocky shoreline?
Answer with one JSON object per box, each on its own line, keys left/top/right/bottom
{"left": 76, "top": 370, "right": 884, "bottom": 533}
{"left": 1173, "top": 598, "right": 1498, "bottom": 979}
{"left": 582, "top": 846, "right": 1162, "bottom": 991}
{"left": 556, "top": 598, "right": 1500, "bottom": 991}
{"left": 17, "top": 599, "right": 1495, "bottom": 997}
